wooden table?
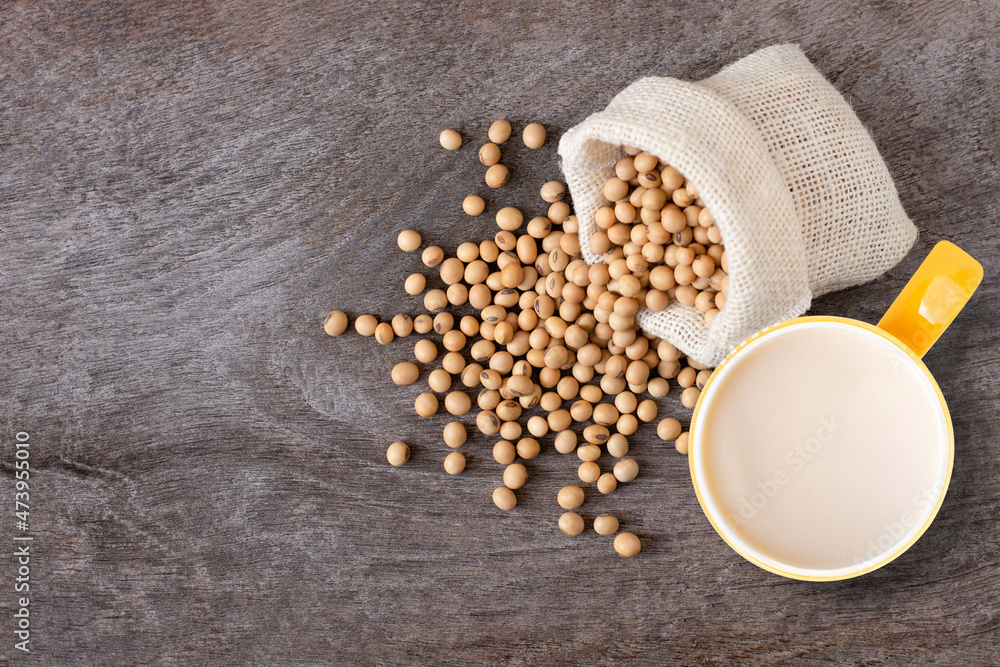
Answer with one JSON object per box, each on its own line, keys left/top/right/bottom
{"left": 2, "top": 2, "right": 998, "bottom": 664}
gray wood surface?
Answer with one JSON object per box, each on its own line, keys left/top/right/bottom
{"left": 2, "top": 1, "right": 999, "bottom": 665}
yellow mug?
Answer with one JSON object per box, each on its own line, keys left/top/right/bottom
{"left": 689, "top": 241, "right": 983, "bottom": 581}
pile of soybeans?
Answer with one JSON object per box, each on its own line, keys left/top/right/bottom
{"left": 323, "top": 120, "right": 727, "bottom": 558}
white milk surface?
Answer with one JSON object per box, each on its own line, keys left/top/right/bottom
{"left": 697, "top": 321, "right": 951, "bottom": 573}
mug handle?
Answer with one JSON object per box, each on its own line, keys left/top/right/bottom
{"left": 877, "top": 240, "right": 983, "bottom": 358}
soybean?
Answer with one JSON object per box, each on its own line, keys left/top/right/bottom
{"left": 479, "top": 142, "right": 501, "bottom": 166}
{"left": 675, "top": 432, "right": 690, "bottom": 456}
{"left": 374, "top": 323, "right": 394, "bottom": 345}
{"left": 557, "top": 485, "right": 585, "bottom": 510}
{"left": 444, "top": 422, "right": 468, "bottom": 449}
{"left": 540, "top": 181, "right": 566, "bottom": 203}
{"left": 681, "top": 386, "right": 701, "bottom": 409}
{"left": 594, "top": 514, "right": 619, "bottom": 535}
{"left": 499, "top": 420, "right": 521, "bottom": 441}
{"left": 504, "top": 463, "right": 528, "bottom": 489}
{"left": 636, "top": 399, "right": 658, "bottom": 422}
{"left": 386, "top": 441, "right": 410, "bottom": 467}
{"left": 488, "top": 119, "right": 512, "bottom": 144}
{"left": 477, "top": 410, "right": 500, "bottom": 435}
{"left": 413, "top": 314, "right": 433, "bottom": 334}
{"left": 597, "top": 473, "right": 618, "bottom": 495}
{"left": 323, "top": 310, "right": 348, "bottom": 336}
{"left": 485, "top": 164, "right": 510, "bottom": 188}
{"left": 414, "top": 393, "right": 438, "bottom": 418}
{"left": 355, "top": 314, "right": 378, "bottom": 336}
{"left": 657, "top": 418, "right": 682, "bottom": 441}
{"left": 559, "top": 512, "right": 585, "bottom": 536}
{"left": 442, "top": 353, "right": 466, "bottom": 374}
{"left": 391, "top": 362, "right": 419, "bottom": 386}
{"left": 496, "top": 207, "right": 524, "bottom": 231}
{"left": 522, "top": 123, "right": 546, "bottom": 149}
{"left": 463, "top": 195, "right": 486, "bottom": 216}
{"left": 554, "top": 430, "right": 578, "bottom": 454}
{"left": 428, "top": 369, "right": 452, "bottom": 393}
{"left": 614, "top": 532, "right": 641, "bottom": 557}
{"left": 494, "top": 440, "right": 516, "bottom": 465}
{"left": 606, "top": 433, "right": 629, "bottom": 458}
{"left": 578, "top": 461, "right": 601, "bottom": 484}
{"left": 613, "top": 458, "right": 638, "bottom": 483}
{"left": 444, "top": 451, "right": 466, "bottom": 475}
{"left": 397, "top": 229, "right": 422, "bottom": 252}
{"left": 493, "top": 486, "right": 517, "bottom": 510}
{"left": 405, "top": 273, "right": 427, "bottom": 295}
{"left": 439, "top": 129, "right": 462, "bottom": 150}
{"left": 391, "top": 314, "right": 413, "bottom": 337}
{"left": 422, "top": 246, "right": 444, "bottom": 268}
{"left": 516, "top": 437, "right": 540, "bottom": 460}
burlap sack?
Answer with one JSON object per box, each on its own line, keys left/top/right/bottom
{"left": 558, "top": 44, "right": 917, "bottom": 367}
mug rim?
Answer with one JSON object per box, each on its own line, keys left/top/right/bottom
{"left": 688, "top": 315, "right": 955, "bottom": 581}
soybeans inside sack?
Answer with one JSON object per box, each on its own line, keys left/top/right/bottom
{"left": 559, "top": 44, "right": 918, "bottom": 366}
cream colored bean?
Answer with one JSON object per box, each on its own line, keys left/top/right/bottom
{"left": 391, "top": 362, "right": 419, "bottom": 386}
{"left": 477, "top": 410, "right": 500, "bottom": 435}
{"left": 657, "top": 417, "right": 682, "bottom": 441}
{"left": 516, "top": 437, "right": 540, "bottom": 460}
{"left": 485, "top": 164, "right": 510, "bottom": 188}
{"left": 540, "top": 181, "right": 566, "bottom": 203}
{"left": 522, "top": 123, "right": 546, "bottom": 149}
{"left": 415, "top": 393, "right": 438, "bottom": 418}
{"left": 675, "top": 432, "right": 690, "bottom": 455}
{"left": 439, "top": 129, "right": 462, "bottom": 150}
{"left": 614, "top": 532, "right": 641, "bottom": 557}
{"left": 681, "top": 386, "right": 701, "bottom": 409}
{"left": 578, "top": 461, "right": 601, "bottom": 484}
{"left": 405, "top": 273, "right": 427, "bottom": 295}
{"left": 445, "top": 391, "right": 472, "bottom": 416}
{"left": 489, "top": 120, "right": 512, "bottom": 144}
{"left": 386, "top": 441, "right": 410, "bottom": 467}
{"left": 554, "top": 430, "right": 577, "bottom": 454}
{"left": 557, "top": 485, "right": 584, "bottom": 510}
{"left": 391, "top": 314, "right": 413, "bottom": 337}
{"left": 526, "top": 415, "right": 549, "bottom": 438}
{"left": 444, "top": 451, "right": 466, "bottom": 474}
{"left": 499, "top": 420, "right": 521, "bottom": 441}
{"left": 606, "top": 433, "right": 628, "bottom": 458}
{"left": 442, "top": 352, "right": 466, "bottom": 375}
{"left": 413, "top": 314, "right": 433, "bottom": 334}
{"left": 559, "top": 511, "right": 585, "bottom": 536}
{"left": 422, "top": 246, "right": 444, "bottom": 269}
{"left": 613, "top": 458, "right": 638, "bottom": 483}
{"left": 493, "top": 486, "right": 517, "bottom": 510}
{"left": 636, "top": 399, "right": 657, "bottom": 422}
{"left": 355, "top": 314, "right": 378, "bottom": 336}
{"left": 594, "top": 514, "right": 619, "bottom": 535}
{"left": 597, "top": 473, "right": 618, "bottom": 495}
{"left": 374, "top": 323, "right": 394, "bottom": 345}
{"left": 463, "top": 195, "right": 486, "bottom": 216}
{"left": 397, "top": 229, "right": 422, "bottom": 252}
{"left": 479, "top": 142, "right": 501, "bottom": 166}
{"left": 616, "top": 413, "right": 638, "bottom": 436}
{"left": 503, "top": 463, "right": 528, "bottom": 490}
{"left": 428, "top": 369, "right": 451, "bottom": 393}
{"left": 323, "top": 310, "right": 348, "bottom": 336}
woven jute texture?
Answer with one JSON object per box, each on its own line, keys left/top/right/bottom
{"left": 559, "top": 44, "right": 917, "bottom": 366}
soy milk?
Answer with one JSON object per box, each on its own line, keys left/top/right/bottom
{"left": 695, "top": 321, "right": 950, "bottom": 573}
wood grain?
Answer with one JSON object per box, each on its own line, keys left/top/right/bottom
{"left": 2, "top": 1, "right": 999, "bottom": 664}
